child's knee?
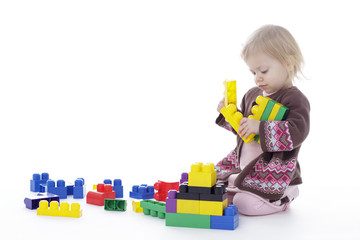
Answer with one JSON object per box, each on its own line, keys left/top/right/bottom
{"left": 233, "top": 192, "right": 286, "bottom": 216}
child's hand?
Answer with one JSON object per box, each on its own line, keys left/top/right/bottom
{"left": 217, "top": 98, "right": 225, "bottom": 113}
{"left": 238, "top": 117, "right": 260, "bottom": 139}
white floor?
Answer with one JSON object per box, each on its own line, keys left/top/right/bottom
{"left": 4, "top": 182, "right": 359, "bottom": 240}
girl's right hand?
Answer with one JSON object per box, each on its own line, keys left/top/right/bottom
{"left": 217, "top": 98, "right": 225, "bottom": 113}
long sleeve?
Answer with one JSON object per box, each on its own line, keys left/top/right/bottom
{"left": 259, "top": 89, "right": 310, "bottom": 152}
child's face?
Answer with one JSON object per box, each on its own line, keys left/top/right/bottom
{"left": 245, "top": 51, "right": 290, "bottom": 94}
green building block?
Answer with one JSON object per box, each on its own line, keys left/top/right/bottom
{"left": 275, "top": 105, "right": 289, "bottom": 120}
{"left": 260, "top": 100, "right": 277, "bottom": 121}
{"left": 104, "top": 199, "right": 127, "bottom": 211}
{"left": 166, "top": 212, "right": 211, "bottom": 229}
{"left": 140, "top": 200, "right": 166, "bottom": 219}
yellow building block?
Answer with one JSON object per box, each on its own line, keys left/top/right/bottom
{"left": 220, "top": 104, "right": 243, "bottom": 134}
{"left": 188, "top": 163, "right": 216, "bottom": 188}
{"left": 132, "top": 200, "right": 143, "bottom": 213}
{"left": 93, "top": 184, "right": 97, "bottom": 190}
{"left": 220, "top": 104, "right": 254, "bottom": 143}
{"left": 250, "top": 95, "right": 272, "bottom": 120}
{"left": 199, "top": 199, "right": 228, "bottom": 216}
{"left": 177, "top": 199, "right": 200, "bottom": 215}
{"left": 223, "top": 80, "right": 237, "bottom": 107}
{"left": 268, "top": 102, "right": 283, "bottom": 121}
{"left": 37, "top": 200, "right": 82, "bottom": 218}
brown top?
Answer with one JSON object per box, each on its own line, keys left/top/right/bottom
{"left": 216, "top": 86, "right": 310, "bottom": 200}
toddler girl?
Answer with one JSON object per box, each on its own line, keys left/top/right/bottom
{"left": 215, "top": 25, "right": 310, "bottom": 216}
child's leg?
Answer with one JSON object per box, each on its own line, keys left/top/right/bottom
{"left": 232, "top": 186, "right": 299, "bottom": 216}
{"left": 215, "top": 149, "right": 240, "bottom": 181}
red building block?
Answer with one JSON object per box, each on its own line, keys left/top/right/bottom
{"left": 86, "top": 183, "right": 115, "bottom": 206}
{"left": 154, "top": 181, "right": 179, "bottom": 202}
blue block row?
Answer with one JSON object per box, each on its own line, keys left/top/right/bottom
{"left": 130, "top": 184, "right": 154, "bottom": 199}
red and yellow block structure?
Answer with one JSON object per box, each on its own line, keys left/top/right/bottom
{"left": 220, "top": 80, "right": 289, "bottom": 143}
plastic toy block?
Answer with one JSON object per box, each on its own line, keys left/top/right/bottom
{"left": 129, "top": 184, "right": 154, "bottom": 199}
{"left": 177, "top": 199, "right": 200, "bottom": 215}
{"left": 276, "top": 105, "right": 289, "bottom": 120}
{"left": 210, "top": 205, "right": 239, "bottom": 230}
{"left": 199, "top": 198, "right": 228, "bottom": 216}
{"left": 199, "top": 184, "right": 228, "bottom": 202}
{"left": 166, "top": 212, "right": 211, "bottom": 229}
{"left": 66, "top": 184, "right": 74, "bottom": 196}
{"left": 188, "top": 163, "right": 216, "bottom": 188}
{"left": 102, "top": 179, "right": 123, "bottom": 198}
{"left": 104, "top": 179, "right": 112, "bottom": 185}
{"left": 220, "top": 104, "right": 255, "bottom": 142}
{"left": 93, "top": 184, "right": 97, "bottom": 190}
{"left": 140, "top": 200, "right": 166, "bottom": 219}
{"left": 37, "top": 200, "right": 82, "bottom": 218}
{"left": 24, "top": 193, "right": 60, "bottom": 210}
{"left": 268, "top": 102, "right": 283, "bottom": 121}
{"left": 47, "top": 180, "right": 67, "bottom": 199}
{"left": 113, "top": 179, "right": 123, "bottom": 198}
{"left": 188, "top": 185, "right": 213, "bottom": 194}
{"left": 177, "top": 182, "right": 200, "bottom": 200}
{"left": 220, "top": 104, "right": 243, "bottom": 132}
{"left": 260, "top": 100, "right": 276, "bottom": 121}
{"left": 132, "top": 201, "right": 143, "bottom": 213}
{"left": 86, "top": 184, "right": 115, "bottom": 206}
{"left": 73, "top": 178, "right": 85, "bottom": 199}
{"left": 30, "top": 173, "right": 49, "bottom": 192}
{"left": 104, "top": 199, "right": 127, "bottom": 211}
{"left": 154, "top": 180, "right": 179, "bottom": 202}
{"left": 250, "top": 95, "right": 272, "bottom": 121}
{"left": 39, "top": 183, "right": 47, "bottom": 193}
{"left": 180, "top": 172, "right": 188, "bottom": 184}
{"left": 166, "top": 190, "right": 177, "bottom": 213}
{"left": 223, "top": 80, "right": 237, "bottom": 107}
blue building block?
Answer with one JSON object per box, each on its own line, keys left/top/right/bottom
{"left": 210, "top": 205, "right": 239, "bottom": 230}
{"left": 30, "top": 173, "right": 49, "bottom": 192}
{"left": 104, "top": 179, "right": 112, "bottom": 185}
{"left": 73, "top": 178, "right": 85, "bottom": 199}
{"left": 66, "top": 182, "right": 74, "bottom": 196}
{"left": 103, "top": 179, "right": 123, "bottom": 198}
{"left": 24, "top": 193, "right": 60, "bottom": 210}
{"left": 113, "top": 179, "right": 123, "bottom": 198}
{"left": 129, "top": 184, "right": 154, "bottom": 199}
{"left": 47, "top": 180, "right": 67, "bottom": 199}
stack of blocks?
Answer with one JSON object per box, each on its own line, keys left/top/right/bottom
{"left": 165, "top": 162, "right": 239, "bottom": 230}
{"left": 221, "top": 80, "right": 289, "bottom": 144}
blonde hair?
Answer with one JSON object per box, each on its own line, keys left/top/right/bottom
{"left": 241, "top": 25, "right": 304, "bottom": 83}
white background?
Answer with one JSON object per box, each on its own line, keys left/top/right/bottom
{"left": 1, "top": 0, "right": 359, "bottom": 239}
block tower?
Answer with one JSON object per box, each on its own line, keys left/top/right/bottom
{"left": 165, "top": 162, "right": 239, "bottom": 230}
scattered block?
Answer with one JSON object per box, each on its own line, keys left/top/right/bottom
{"left": 37, "top": 200, "right": 82, "bottom": 218}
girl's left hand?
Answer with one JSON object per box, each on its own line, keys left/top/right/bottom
{"left": 238, "top": 117, "right": 260, "bottom": 139}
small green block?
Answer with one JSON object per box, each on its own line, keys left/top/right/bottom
{"left": 275, "top": 105, "right": 289, "bottom": 120}
{"left": 140, "top": 200, "right": 166, "bottom": 219}
{"left": 104, "top": 199, "right": 127, "bottom": 211}
{"left": 260, "top": 100, "right": 276, "bottom": 121}
{"left": 166, "top": 212, "right": 211, "bottom": 229}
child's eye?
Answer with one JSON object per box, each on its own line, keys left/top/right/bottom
{"left": 261, "top": 70, "right": 268, "bottom": 74}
